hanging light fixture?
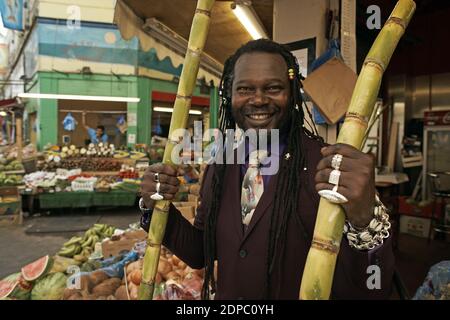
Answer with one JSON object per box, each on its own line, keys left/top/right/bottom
{"left": 153, "top": 106, "right": 202, "bottom": 115}
{"left": 231, "top": 1, "right": 268, "bottom": 40}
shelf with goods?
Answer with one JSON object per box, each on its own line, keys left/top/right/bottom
{"left": 0, "top": 152, "right": 27, "bottom": 225}
{"left": 0, "top": 223, "right": 204, "bottom": 300}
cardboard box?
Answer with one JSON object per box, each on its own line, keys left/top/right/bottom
{"left": 189, "top": 184, "right": 201, "bottom": 196}
{"left": 102, "top": 230, "right": 147, "bottom": 257}
{"left": 0, "top": 187, "right": 22, "bottom": 226}
{"left": 0, "top": 213, "right": 23, "bottom": 226}
{"left": 400, "top": 215, "right": 431, "bottom": 238}
{"left": 302, "top": 57, "right": 357, "bottom": 124}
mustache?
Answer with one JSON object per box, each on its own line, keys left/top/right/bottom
{"left": 241, "top": 105, "right": 280, "bottom": 115}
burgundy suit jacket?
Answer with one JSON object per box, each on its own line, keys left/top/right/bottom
{"left": 160, "top": 132, "right": 395, "bottom": 300}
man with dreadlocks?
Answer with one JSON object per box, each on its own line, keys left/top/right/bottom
{"left": 140, "top": 39, "right": 394, "bottom": 300}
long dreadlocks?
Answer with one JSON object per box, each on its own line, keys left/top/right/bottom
{"left": 202, "top": 39, "right": 321, "bottom": 299}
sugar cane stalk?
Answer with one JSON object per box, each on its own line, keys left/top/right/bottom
{"left": 139, "top": 0, "right": 216, "bottom": 300}
{"left": 299, "top": 0, "right": 416, "bottom": 300}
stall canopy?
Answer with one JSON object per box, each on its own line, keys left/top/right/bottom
{"left": 114, "top": 0, "right": 273, "bottom": 71}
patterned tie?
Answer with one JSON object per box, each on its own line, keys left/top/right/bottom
{"left": 241, "top": 150, "right": 268, "bottom": 228}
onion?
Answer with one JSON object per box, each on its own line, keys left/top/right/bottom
{"left": 178, "top": 261, "right": 187, "bottom": 270}
{"left": 126, "top": 261, "right": 140, "bottom": 274}
{"left": 130, "top": 269, "right": 141, "bottom": 286}
{"left": 174, "top": 269, "right": 185, "bottom": 278}
{"left": 164, "top": 271, "right": 181, "bottom": 281}
{"left": 158, "top": 259, "right": 172, "bottom": 275}
{"left": 172, "top": 255, "right": 181, "bottom": 267}
{"left": 129, "top": 283, "right": 138, "bottom": 300}
{"left": 155, "top": 272, "right": 163, "bottom": 285}
{"left": 194, "top": 268, "right": 205, "bottom": 278}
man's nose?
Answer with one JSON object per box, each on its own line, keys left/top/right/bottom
{"left": 250, "top": 89, "right": 268, "bottom": 106}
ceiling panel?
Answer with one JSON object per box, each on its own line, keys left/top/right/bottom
{"left": 122, "top": 0, "right": 273, "bottom": 63}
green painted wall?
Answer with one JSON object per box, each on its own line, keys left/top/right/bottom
{"left": 209, "top": 86, "right": 219, "bottom": 130}
{"left": 137, "top": 77, "right": 151, "bottom": 146}
{"left": 136, "top": 76, "right": 217, "bottom": 146}
{"left": 38, "top": 76, "right": 58, "bottom": 149}
{"left": 32, "top": 72, "right": 138, "bottom": 150}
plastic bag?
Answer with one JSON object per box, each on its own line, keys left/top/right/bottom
{"left": 63, "top": 113, "right": 76, "bottom": 131}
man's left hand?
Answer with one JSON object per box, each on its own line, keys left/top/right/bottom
{"left": 315, "top": 143, "right": 376, "bottom": 228}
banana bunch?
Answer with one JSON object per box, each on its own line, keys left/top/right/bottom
{"left": 57, "top": 224, "right": 116, "bottom": 260}
{"left": 130, "top": 151, "right": 146, "bottom": 160}
{"left": 113, "top": 150, "right": 129, "bottom": 159}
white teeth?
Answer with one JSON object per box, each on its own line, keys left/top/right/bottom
{"left": 248, "top": 114, "right": 271, "bottom": 120}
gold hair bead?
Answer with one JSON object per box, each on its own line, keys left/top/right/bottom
{"left": 288, "top": 68, "right": 295, "bottom": 80}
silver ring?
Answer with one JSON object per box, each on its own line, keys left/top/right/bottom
{"left": 331, "top": 154, "right": 343, "bottom": 170}
{"left": 318, "top": 185, "right": 348, "bottom": 204}
{"left": 154, "top": 172, "right": 160, "bottom": 182}
{"left": 150, "top": 182, "right": 164, "bottom": 201}
{"left": 328, "top": 169, "right": 341, "bottom": 185}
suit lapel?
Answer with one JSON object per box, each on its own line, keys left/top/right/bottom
{"left": 224, "top": 164, "right": 245, "bottom": 240}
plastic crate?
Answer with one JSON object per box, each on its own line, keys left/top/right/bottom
{"left": 71, "top": 177, "right": 97, "bottom": 192}
{"left": 92, "top": 190, "right": 137, "bottom": 206}
{"left": 39, "top": 192, "right": 93, "bottom": 208}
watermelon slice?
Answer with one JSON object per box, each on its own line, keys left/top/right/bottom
{"left": 0, "top": 273, "right": 32, "bottom": 300}
{"left": 21, "top": 255, "right": 53, "bottom": 282}
{"left": 0, "top": 279, "right": 17, "bottom": 299}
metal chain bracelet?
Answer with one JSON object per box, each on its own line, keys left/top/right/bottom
{"left": 343, "top": 195, "right": 391, "bottom": 251}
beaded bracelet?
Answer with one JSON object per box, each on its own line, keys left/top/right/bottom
{"left": 343, "top": 195, "right": 391, "bottom": 251}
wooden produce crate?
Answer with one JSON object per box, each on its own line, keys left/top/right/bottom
{"left": 0, "top": 186, "right": 23, "bottom": 226}
{"left": 102, "top": 230, "right": 147, "bottom": 257}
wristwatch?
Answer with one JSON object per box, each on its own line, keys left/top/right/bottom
{"left": 139, "top": 197, "right": 152, "bottom": 213}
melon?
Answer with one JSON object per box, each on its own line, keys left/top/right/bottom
{"left": 21, "top": 255, "right": 53, "bottom": 282}
{"left": 31, "top": 272, "right": 67, "bottom": 300}
{"left": 0, "top": 273, "right": 32, "bottom": 300}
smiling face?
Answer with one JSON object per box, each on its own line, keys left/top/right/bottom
{"left": 231, "top": 52, "right": 291, "bottom": 132}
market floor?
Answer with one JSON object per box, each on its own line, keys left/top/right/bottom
{"left": 0, "top": 207, "right": 139, "bottom": 279}
{"left": 1, "top": 208, "right": 449, "bottom": 299}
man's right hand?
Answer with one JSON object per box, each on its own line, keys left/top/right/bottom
{"left": 140, "top": 163, "right": 181, "bottom": 210}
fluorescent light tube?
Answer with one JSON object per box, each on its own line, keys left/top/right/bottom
{"left": 18, "top": 93, "right": 140, "bottom": 103}
{"left": 232, "top": 4, "right": 268, "bottom": 40}
{"left": 154, "top": 107, "right": 202, "bottom": 115}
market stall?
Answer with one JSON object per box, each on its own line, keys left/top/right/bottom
{"left": 0, "top": 98, "right": 28, "bottom": 226}
{"left": 0, "top": 159, "right": 206, "bottom": 300}
{"left": 19, "top": 143, "right": 148, "bottom": 214}
{"left": 0, "top": 220, "right": 204, "bottom": 300}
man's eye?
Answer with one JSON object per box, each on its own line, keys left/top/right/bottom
{"left": 237, "top": 87, "right": 253, "bottom": 94}
{"left": 266, "top": 86, "right": 283, "bottom": 93}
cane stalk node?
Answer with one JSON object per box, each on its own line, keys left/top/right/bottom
{"left": 141, "top": 279, "right": 155, "bottom": 286}
{"left": 176, "top": 94, "right": 193, "bottom": 101}
{"left": 311, "top": 237, "right": 340, "bottom": 254}
{"left": 146, "top": 239, "right": 161, "bottom": 248}
{"left": 385, "top": 16, "right": 406, "bottom": 30}
{"left": 364, "top": 58, "right": 386, "bottom": 73}
{"left": 195, "top": 8, "right": 212, "bottom": 17}
{"left": 345, "top": 112, "right": 369, "bottom": 128}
